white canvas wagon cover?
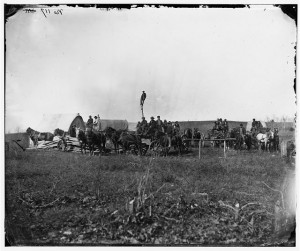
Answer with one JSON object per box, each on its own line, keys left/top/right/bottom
{"left": 99, "top": 120, "right": 128, "bottom": 131}
{"left": 246, "top": 121, "right": 267, "bottom": 131}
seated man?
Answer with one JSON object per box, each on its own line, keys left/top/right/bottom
{"left": 140, "top": 117, "right": 148, "bottom": 134}
{"left": 148, "top": 116, "right": 157, "bottom": 139}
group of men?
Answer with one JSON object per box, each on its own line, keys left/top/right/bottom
{"left": 250, "top": 118, "right": 263, "bottom": 134}
{"left": 136, "top": 116, "right": 181, "bottom": 146}
{"left": 137, "top": 116, "right": 180, "bottom": 135}
{"left": 86, "top": 115, "right": 101, "bottom": 131}
{"left": 212, "top": 118, "right": 229, "bottom": 134}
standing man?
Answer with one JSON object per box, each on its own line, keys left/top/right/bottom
{"left": 148, "top": 116, "right": 157, "bottom": 140}
{"left": 166, "top": 121, "right": 173, "bottom": 147}
{"left": 93, "top": 115, "right": 101, "bottom": 131}
{"left": 156, "top": 116, "right": 163, "bottom": 132}
{"left": 140, "top": 91, "right": 147, "bottom": 117}
{"left": 163, "top": 119, "right": 168, "bottom": 133}
{"left": 239, "top": 123, "right": 246, "bottom": 140}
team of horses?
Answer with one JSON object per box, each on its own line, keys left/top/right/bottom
{"left": 26, "top": 124, "right": 280, "bottom": 157}
{"left": 181, "top": 127, "right": 280, "bottom": 152}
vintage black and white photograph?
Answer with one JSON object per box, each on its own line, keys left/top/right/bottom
{"left": 4, "top": 3, "right": 297, "bottom": 246}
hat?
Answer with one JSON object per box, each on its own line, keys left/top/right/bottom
{"left": 240, "top": 123, "right": 243, "bottom": 126}
{"left": 94, "top": 116, "right": 97, "bottom": 119}
{"left": 151, "top": 116, "right": 154, "bottom": 119}
{"left": 142, "top": 116, "right": 145, "bottom": 119}
{"left": 157, "top": 116, "right": 160, "bottom": 118}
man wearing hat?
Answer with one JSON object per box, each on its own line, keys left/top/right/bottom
{"left": 239, "top": 123, "right": 246, "bottom": 140}
{"left": 156, "top": 116, "right": 163, "bottom": 132}
{"left": 148, "top": 116, "right": 157, "bottom": 134}
{"left": 93, "top": 115, "right": 101, "bottom": 131}
{"left": 86, "top": 115, "right": 93, "bottom": 129}
{"left": 140, "top": 116, "right": 148, "bottom": 134}
{"left": 140, "top": 91, "right": 146, "bottom": 107}
{"left": 163, "top": 119, "right": 168, "bottom": 132}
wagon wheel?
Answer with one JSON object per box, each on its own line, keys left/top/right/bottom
{"left": 57, "top": 140, "right": 64, "bottom": 151}
{"left": 141, "top": 143, "right": 148, "bottom": 156}
{"left": 129, "top": 144, "right": 139, "bottom": 155}
{"left": 57, "top": 139, "right": 67, "bottom": 151}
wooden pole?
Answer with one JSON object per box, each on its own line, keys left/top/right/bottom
{"left": 192, "top": 133, "right": 194, "bottom": 147}
{"left": 199, "top": 139, "right": 201, "bottom": 159}
{"left": 224, "top": 139, "right": 226, "bottom": 158}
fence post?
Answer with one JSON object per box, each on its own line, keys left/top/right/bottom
{"left": 199, "top": 139, "right": 201, "bottom": 159}
{"left": 224, "top": 139, "right": 226, "bottom": 158}
{"left": 192, "top": 133, "right": 194, "bottom": 147}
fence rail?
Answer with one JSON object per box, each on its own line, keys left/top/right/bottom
{"left": 182, "top": 138, "right": 237, "bottom": 159}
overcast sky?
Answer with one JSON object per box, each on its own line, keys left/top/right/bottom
{"left": 5, "top": 5, "right": 296, "bottom": 132}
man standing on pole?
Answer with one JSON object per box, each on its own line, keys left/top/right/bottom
{"left": 140, "top": 91, "right": 146, "bottom": 117}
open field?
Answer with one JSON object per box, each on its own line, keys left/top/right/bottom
{"left": 5, "top": 145, "right": 295, "bottom": 246}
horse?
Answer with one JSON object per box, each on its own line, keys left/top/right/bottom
{"left": 76, "top": 127, "right": 87, "bottom": 154}
{"left": 256, "top": 130, "right": 274, "bottom": 151}
{"left": 244, "top": 132, "right": 258, "bottom": 150}
{"left": 153, "top": 130, "right": 183, "bottom": 156}
{"left": 151, "top": 132, "right": 170, "bottom": 156}
{"left": 182, "top": 128, "right": 192, "bottom": 150}
{"left": 26, "top": 127, "right": 54, "bottom": 146}
{"left": 193, "top": 128, "right": 203, "bottom": 147}
{"left": 118, "top": 131, "right": 143, "bottom": 155}
{"left": 85, "top": 129, "right": 106, "bottom": 156}
{"left": 104, "top": 127, "right": 123, "bottom": 153}
{"left": 230, "top": 128, "right": 244, "bottom": 150}
{"left": 171, "top": 133, "right": 183, "bottom": 155}
{"left": 54, "top": 128, "right": 65, "bottom": 137}
{"left": 271, "top": 128, "right": 280, "bottom": 152}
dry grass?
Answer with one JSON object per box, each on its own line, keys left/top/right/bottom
{"left": 5, "top": 147, "right": 295, "bottom": 246}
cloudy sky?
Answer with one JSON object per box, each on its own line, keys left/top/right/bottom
{"left": 5, "top": 5, "right": 296, "bottom": 133}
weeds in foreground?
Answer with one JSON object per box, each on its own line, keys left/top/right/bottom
{"left": 5, "top": 150, "right": 295, "bottom": 246}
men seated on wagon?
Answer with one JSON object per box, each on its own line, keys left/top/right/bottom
{"left": 86, "top": 116, "right": 93, "bottom": 130}
{"left": 148, "top": 116, "right": 157, "bottom": 134}
{"left": 140, "top": 116, "right": 148, "bottom": 134}
{"left": 213, "top": 118, "right": 228, "bottom": 133}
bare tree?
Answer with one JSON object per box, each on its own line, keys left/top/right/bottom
{"left": 15, "top": 126, "right": 20, "bottom": 133}
{"left": 281, "top": 115, "right": 287, "bottom": 132}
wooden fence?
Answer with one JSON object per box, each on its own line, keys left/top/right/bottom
{"left": 183, "top": 138, "right": 237, "bottom": 159}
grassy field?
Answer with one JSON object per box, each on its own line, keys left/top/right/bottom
{"left": 5, "top": 147, "right": 295, "bottom": 246}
